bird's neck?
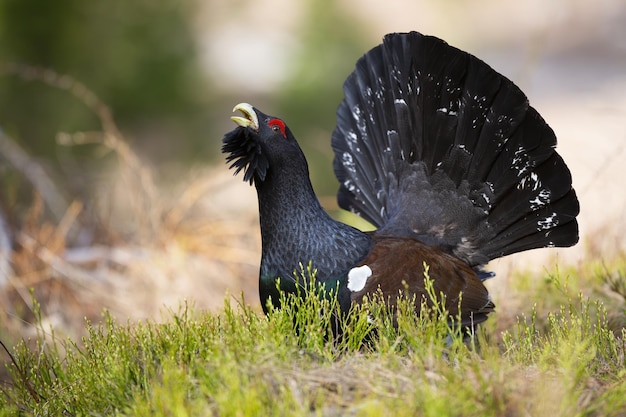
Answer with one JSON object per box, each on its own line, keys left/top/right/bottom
{"left": 254, "top": 166, "right": 372, "bottom": 305}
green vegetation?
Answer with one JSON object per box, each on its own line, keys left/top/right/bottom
{"left": 0, "top": 0, "right": 207, "bottom": 163}
{"left": 0, "top": 5, "right": 624, "bottom": 416}
{"left": 1, "top": 264, "right": 625, "bottom": 416}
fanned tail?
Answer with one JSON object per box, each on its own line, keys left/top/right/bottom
{"left": 331, "top": 32, "right": 579, "bottom": 266}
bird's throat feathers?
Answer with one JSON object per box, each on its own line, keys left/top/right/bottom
{"left": 222, "top": 126, "right": 270, "bottom": 185}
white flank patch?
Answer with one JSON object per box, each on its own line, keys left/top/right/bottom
{"left": 347, "top": 265, "right": 372, "bottom": 292}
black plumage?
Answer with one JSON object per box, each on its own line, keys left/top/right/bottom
{"left": 222, "top": 31, "right": 579, "bottom": 327}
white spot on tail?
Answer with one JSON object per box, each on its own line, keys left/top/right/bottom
{"left": 529, "top": 189, "right": 551, "bottom": 210}
{"left": 518, "top": 171, "right": 542, "bottom": 191}
{"left": 347, "top": 265, "right": 372, "bottom": 292}
{"left": 342, "top": 152, "right": 356, "bottom": 173}
{"left": 537, "top": 212, "right": 558, "bottom": 231}
{"left": 512, "top": 146, "right": 532, "bottom": 177}
{"left": 437, "top": 107, "right": 456, "bottom": 116}
{"left": 343, "top": 179, "right": 357, "bottom": 192}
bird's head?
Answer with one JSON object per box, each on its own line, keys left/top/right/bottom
{"left": 222, "top": 103, "right": 304, "bottom": 186}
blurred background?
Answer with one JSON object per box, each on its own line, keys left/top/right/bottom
{"left": 0, "top": 0, "right": 625, "bottom": 348}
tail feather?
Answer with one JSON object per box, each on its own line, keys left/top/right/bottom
{"left": 488, "top": 153, "right": 574, "bottom": 232}
{"left": 484, "top": 191, "right": 579, "bottom": 258}
{"left": 465, "top": 76, "right": 530, "bottom": 183}
{"left": 332, "top": 32, "right": 579, "bottom": 266}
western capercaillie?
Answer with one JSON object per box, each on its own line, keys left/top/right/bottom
{"left": 222, "top": 31, "right": 579, "bottom": 329}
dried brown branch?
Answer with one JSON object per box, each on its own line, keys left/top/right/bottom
{"left": 0, "top": 207, "right": 13, "bottom": 288}
{"left": 0, "top": 62, "right": 161, "bottom": 239}
{"left": 0, "top": 128, "right": 68, "bottom": 220}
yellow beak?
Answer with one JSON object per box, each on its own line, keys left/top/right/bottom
{"left": 231, "top": 103, "right": 259, "bottom": 131}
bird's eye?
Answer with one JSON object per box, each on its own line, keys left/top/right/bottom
{"left": 268, "top": 119, "right": 286, "bottom": 138}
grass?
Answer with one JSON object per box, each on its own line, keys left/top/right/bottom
{"left": 1, "top": 264, "right": 625, "bottom": 417}
{"left": 1, "top": 65, "right": 625, "bottom": 417}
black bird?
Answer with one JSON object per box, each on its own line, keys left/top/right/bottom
{"left": 222, "top": 32, "right": 579, "bottom": 328}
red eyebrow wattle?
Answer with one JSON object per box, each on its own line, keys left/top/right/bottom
{"left": 268, "top": 119, "right": 286, "bottom": 137}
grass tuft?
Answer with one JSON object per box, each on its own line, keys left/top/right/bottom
{"left": 1, "top": 264, "right": 625, "bottom": 416}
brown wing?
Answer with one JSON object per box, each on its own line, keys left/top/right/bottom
{"left": 348, "top": 237, "right": 494, "bottom": 326}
